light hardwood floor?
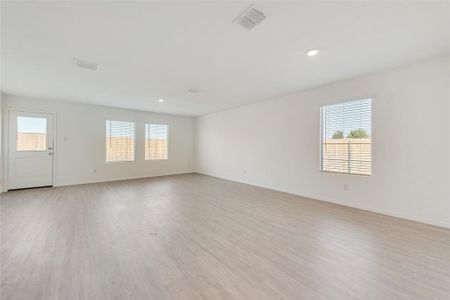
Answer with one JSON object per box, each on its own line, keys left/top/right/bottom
{"left": 1, "top": 173, "right": 449, "bottom": 300}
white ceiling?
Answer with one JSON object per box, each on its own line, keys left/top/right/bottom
{"left": 1, "top": 1, "right": 449, "bottom": 116}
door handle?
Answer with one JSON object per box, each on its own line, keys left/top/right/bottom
{"left": 48, "top": 147, "right": 53, "bottom": 150}
{"left": 48, "top": 152, "right": 54, "bottom": 155}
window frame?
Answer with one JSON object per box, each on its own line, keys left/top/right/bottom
{"left": 144, "top": 123, "right": 169, "bottom": 161}
{"left": 319, "top": 98, "right": 373, "bottom": 176}
{"left": 105, "top": 119, "right": 136, "bottom": 164}
{"left": 16, "top": 116, "right": 48, "bottom": 152}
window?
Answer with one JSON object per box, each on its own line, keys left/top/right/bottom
{"left": 105, "top": 120, "right": 135, "bottom": 162}
{"left": 320, "top": 99, "right": 372, "bottom": 175}
{"left": 145, "top": 124, "right": 168, "bottom": 160}
{"left": 16, "top": 117, "right": 47, "bottom": 151}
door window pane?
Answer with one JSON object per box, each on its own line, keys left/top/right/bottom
{"left": 17, "top": 117, "right": 47, "bottom": 151}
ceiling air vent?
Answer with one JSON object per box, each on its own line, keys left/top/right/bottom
{"left": 187, "top": 88, "right": 200, "bottom": 94}
{"left": 74, "top": 58, "right": 99, "bottom": 71}
{"left": 234, "top": 6, "right": 266, "bottom": 30}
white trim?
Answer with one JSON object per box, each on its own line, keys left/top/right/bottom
{"left": 196, "top": 172, "right": 450, "bottom": 229}
{"left": 54, "top": 171, "right": 194, "bottom": 188}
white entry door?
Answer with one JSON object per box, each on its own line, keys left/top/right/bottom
{"left": 8, "top": 111, "right": 54, "bottom": 190}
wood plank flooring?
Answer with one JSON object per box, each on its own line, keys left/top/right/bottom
{"left": 1, "top": 173, "right": 449, "bottom": 300}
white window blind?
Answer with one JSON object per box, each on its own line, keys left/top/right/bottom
{"left": 321, "top": 99, "right": 372, "bottom": 175}
{"left": 145, "top": 124, "right": 168, "bottom": 160}
{"left": 105, "top": 120, "right": 135, "bottom": 162}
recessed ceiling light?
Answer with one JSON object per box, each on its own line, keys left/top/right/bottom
{"left": 306, "top": 49, "right": 320, "bottom": 57}
{"left": 157, "top": 98, "right": 164, "bottom": 103}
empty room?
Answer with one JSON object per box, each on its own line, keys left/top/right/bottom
{"left": 1, "top": 1, "right": 449, "bottom": 299}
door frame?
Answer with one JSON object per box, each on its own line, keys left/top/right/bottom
{"left": 5, "top": 109, "right": 57, "bottom": 191}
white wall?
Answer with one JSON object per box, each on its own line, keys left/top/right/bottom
{"left": 0, "top": 92, "right": 3, "bottom": 192}
{"left": 196, "top": 55, "right": 450, "bottom": 228}
{"left": 1, "top": 95, "right": 195, "bottom": 189}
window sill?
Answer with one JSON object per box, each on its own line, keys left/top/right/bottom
{"left": 105, "top": 160, "right": 136, "bottom": 164}
{"left": 320, "top": 170, "right": 371, "bottom": 177}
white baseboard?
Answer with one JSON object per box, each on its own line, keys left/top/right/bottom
{"left": 312, "top": 194, "right": 450, "bottom": 229}
{"left": 1, "top": 171, "right": 195, "bottom": 192}
{"left": 195, "top": 172, "right": 450, "bottom": 230}
{"left": 54, "top": 171, "right": 195, "bottom": 188}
